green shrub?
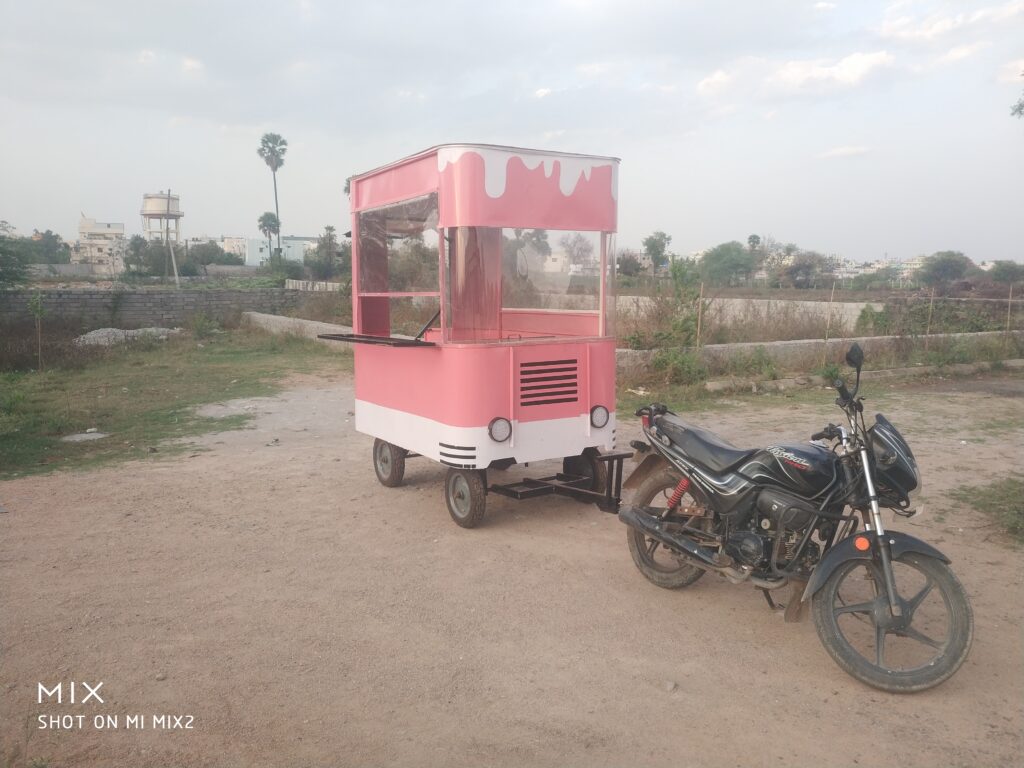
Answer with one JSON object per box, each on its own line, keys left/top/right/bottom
{"left": 651, "top": 349, "right": 708, "bottom": 385}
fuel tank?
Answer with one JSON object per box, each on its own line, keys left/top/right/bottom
{"left": 739, "top": 442, "right": 838, "bottom": 498}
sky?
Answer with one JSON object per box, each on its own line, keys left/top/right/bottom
{"left": 1, "top": 0, "right": 1022, "bottom": 264}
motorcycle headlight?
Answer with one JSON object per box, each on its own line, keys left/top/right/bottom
{"left": 590, "top": 405, "right": 609, "bottom": 429}
{"left": 488, "top": 417, "right": 512, "bottom": 442}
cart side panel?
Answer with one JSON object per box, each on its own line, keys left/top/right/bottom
{"left": 351, "top": 152, "right": 439, "bottom": 212}
{"left": 353, "top": 344, "right": 511, "bottom": 428}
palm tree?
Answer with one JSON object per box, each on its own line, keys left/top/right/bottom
{"left": 257, "top": 212, "right": 280, "bottom": 266}
{"left": 257, "top": 133, "right": 288, "bottom": 257}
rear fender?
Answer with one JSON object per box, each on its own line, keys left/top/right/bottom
{"left": 802, "top": 530, "right": 950, "bottom": 602}
{"left": 622, "top": 453, "right": 670, "bottom": 491}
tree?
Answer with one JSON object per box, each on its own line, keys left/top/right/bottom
{"left": 125, "top": 235, "right": 148, "bottom": 272}
{"left": 559, "top": 232, "right": 594, "bottom": 266}
{"left": 617, "top": 250, "right": 643, "bottom": 277}
{"left": 305, "top": 225, "right": 341, "bottom": 280}
{"left": 0, "top": 233, "right": 29, "bottom": 288}
{"left": 851, "top": 265, "right": 899, "bottom": 290}
{"left": 989, "top": 260, "right": 1023, "bottom": 285}
{"left": 918, "top": 251, "right": 973, "bottom": 287}
{"left": 642, "top": 231, "right": 672, "bottom": 271}
{"left": 257, "top": 212, "right": 281, "bottom": 266}
{"left": 747, "top": 234, "right": 761, "bottom": 252}
{"left": 700, "top": 241, "right": 757, "bottom": 286}
{"left": 190, "top": 240, "right": 243, "bottom": 267}
{"left": 257, "top": 132, "right": 288, "bottom": 257}
{"left": 781, "top": 251, "right": 831, "bottom": 288}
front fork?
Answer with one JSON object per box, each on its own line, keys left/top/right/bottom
{"left": 839, "top": 427, "right": 903, "bottom": 617}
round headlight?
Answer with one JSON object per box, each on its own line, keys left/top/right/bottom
{"left": 590, "top": 405, "right": 610, "bottom": 429}
{"left": 488, "top": 417, "right": 512, "bottom": 442}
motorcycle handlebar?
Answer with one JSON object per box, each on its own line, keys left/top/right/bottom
{"left": 811, "top": 424, "right": 840, "bottom": 441}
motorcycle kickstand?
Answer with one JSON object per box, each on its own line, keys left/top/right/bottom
{"left": 761, "top": 589, "right": 785, "bottom": 613}
{"left": 761, "top": 581, "right": 809, "bottom": 623}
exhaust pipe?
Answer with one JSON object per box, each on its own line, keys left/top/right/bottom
{"left": 618, "top": 505, "right": 741, "bottom": 576}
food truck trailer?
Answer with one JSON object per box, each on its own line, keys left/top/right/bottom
{"left": 322, "top": 144, "right": 628, "bottom": 527}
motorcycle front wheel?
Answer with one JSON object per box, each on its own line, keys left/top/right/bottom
{"left": 812, "top": 552, "right": 973, "bottom": 692}
{"left": 626, "top": 469, "right": 708, "bottom": 589}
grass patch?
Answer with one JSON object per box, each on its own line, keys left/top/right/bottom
{"left": 951, "top": 475, "right": 1024, "bottom": 544}
{"left": 0, "top": 328, "right": 350, "bottom": 479}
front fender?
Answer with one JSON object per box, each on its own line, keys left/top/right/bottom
{"left": 802, "top": 530, "right": 950, "bottom": 602}
{"left": 622, "top": 453, "right": 669, "bottom": 492}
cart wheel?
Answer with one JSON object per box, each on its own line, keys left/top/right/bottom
{"left": 372, "top": 439, "right": 406, "bottom": 487}
{"left": 445, "top": 468, "right": 487, "bottom": 528}
{"left": 563, "top": 447, "right": 607, "bottom": 494}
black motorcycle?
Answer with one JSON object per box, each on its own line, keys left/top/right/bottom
{"left": 618, "top": 343, "right": 973, "bottom": 692}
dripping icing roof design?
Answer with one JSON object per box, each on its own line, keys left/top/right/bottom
{"left": 350, "top": 143, "right": 620, "bottom": 185}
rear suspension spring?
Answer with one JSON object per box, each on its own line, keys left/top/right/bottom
{"left": 667, "top": 476, "right": 691, "bottom": 509}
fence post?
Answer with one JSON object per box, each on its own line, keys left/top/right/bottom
{"left": 924, "top": 287, "right": 936, "bottom": 351}
{"left": 696, "top": 281, "right": 704, "bottom": 349}
{"left": 822, "top": 280, "right": 836, "bottom": 368}
{"left": 1007, "top": 284, "right": 1015, "bottom": 355}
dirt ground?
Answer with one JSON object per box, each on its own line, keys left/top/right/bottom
{"left": 2, "top": 371, "right": 1022, "bottom": 767}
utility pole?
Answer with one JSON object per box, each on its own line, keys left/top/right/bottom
{"left": 166, "top": 188, "right": 180, "bottom": 289}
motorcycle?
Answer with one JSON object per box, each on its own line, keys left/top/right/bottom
{"left": 618, "top": 342, "right": 973, "bottom": 692}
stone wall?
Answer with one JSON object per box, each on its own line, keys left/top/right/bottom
{"left": 0, "top": 289, "right": 300, "bottom": 329}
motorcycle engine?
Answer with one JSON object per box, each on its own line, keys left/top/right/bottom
{"left": 724, "top": 531, "right": 766, "bottom": 566}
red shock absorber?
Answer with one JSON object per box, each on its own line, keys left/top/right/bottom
{"left": 666, "top": 476, "right": 691, "bottom": 509}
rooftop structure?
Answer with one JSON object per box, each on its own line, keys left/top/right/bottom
{"left": 142, "top": 191, "right": 184, "bottom": 242}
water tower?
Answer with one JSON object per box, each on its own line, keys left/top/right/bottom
{"left": 141, "top": 190, "right": 184, "bottom": 242}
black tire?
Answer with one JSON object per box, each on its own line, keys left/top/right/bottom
{"left": 445, "top": 468, "right": 487, "bottom": 528}
{"left": 372, "top": 439, "right": 406, "bottom": 488}
{"left": 563, "top": 447, "right": 608, "bottom": 495}
{"left": 626, "top": 468, "right": 707, "bottom": 589}
{"left": 812, "top": 552, "right": 973, "bottom": 692}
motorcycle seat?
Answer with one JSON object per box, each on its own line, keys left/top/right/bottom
{"left": 655, "top": 413, "right": 756, "bottom": 473}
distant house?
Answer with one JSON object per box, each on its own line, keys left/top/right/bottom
{"left": 72, "top": 216, "right": 126, "bottom": 274}
{"left": 245, "top": 235, "right": 317, "bottom": 266}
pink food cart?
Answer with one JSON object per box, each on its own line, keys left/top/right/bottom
{"left": 321, "top": 144, "right": 629, "bottom": 527}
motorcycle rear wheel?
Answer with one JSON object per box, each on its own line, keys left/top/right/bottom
{"left": 626, "top": 469, "right": 708, "bottom": 589}
{"left": 812, "top": 552, "right": 973, "bottom": 692}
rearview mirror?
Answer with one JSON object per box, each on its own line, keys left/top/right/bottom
{"left": 846, "top": 342, "right": 864, "bottom": 371}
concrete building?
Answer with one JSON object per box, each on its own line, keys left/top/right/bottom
{"left": 72, "top": 216, "right": 126, "bottom": 274}
{"left": 245, "top": 235, "right": 317, "bottom": 267}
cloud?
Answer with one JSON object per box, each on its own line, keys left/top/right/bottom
{"left": 576, "top": 62, "right": 610, "bottom": 76}
{"left": 998, "top": 58, "right": 1024, "bottom": 83}
{"left": 814, "top": 2, "right": 837, "bottom": 10}
{"left": 137, "top": 49, "right": 155, "bottom": 65}
{"left": 180, "top": 57, "right": 203, "bottom": 73}
{"left": 769, "top": 51, "right": 894, "bottom": 91}
{"left": 937, "top": 40, "right": 990, "bottom": 64}
{"left": 697, "top": 69, "right": 732, "bottom": 96}
{"left": 819, "top": 145, "right": 869, "bottom": 158}
{"left": 534, "top": 87, "right": 552, "bottom": 98}
{"left": 879, "top": 0, "right": 1024, "bottom": 41}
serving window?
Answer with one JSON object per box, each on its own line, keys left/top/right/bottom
{"left": 356, "top": 193, "right": 441, "bottom": 338}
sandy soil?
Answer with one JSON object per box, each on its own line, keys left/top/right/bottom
{"left": 1, "top": 372, "right": 1022, "bottom": 767}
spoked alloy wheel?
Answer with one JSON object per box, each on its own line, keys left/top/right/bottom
{"left": 626, "top": 469, "right": 708, "bottom": 589}
{"left": 445, "top": 468, "right": 487, "bottom": 528}
{"left": 812, "top": 552, "right": 973, "bottom": 692}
